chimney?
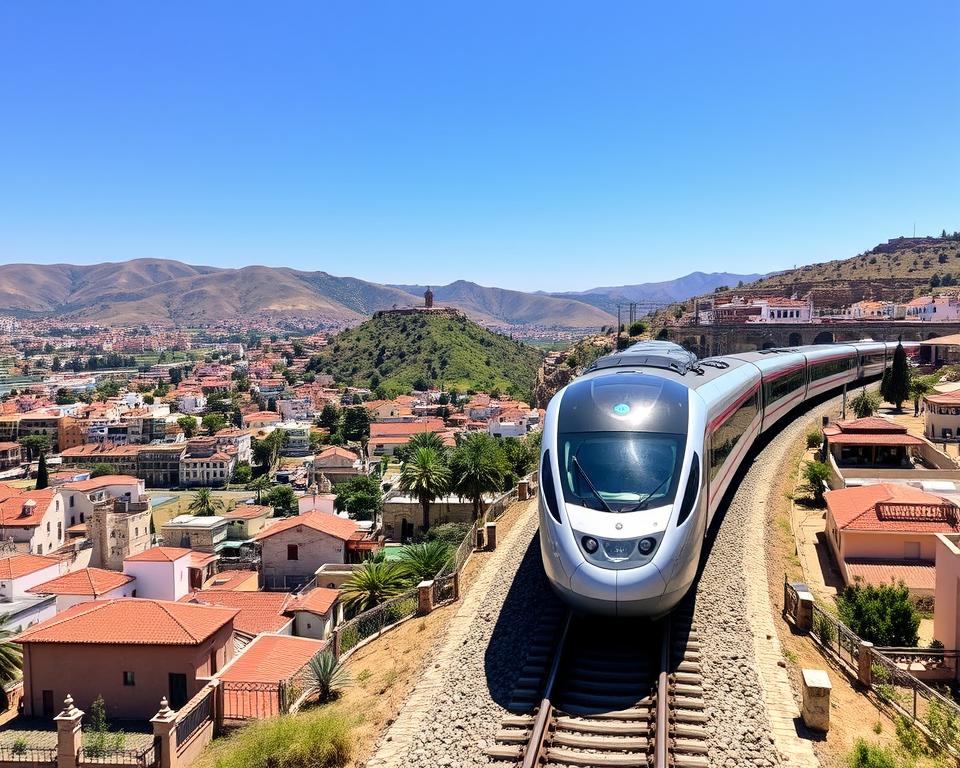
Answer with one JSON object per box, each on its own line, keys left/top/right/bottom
{"left": 20, "top": 499, "right": 36, "bottom": 518}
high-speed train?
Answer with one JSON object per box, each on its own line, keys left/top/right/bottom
{"left": 538, "top": 338, "right": 918, "bottom": 617}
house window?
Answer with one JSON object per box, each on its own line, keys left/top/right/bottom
{"left": 46, "top": 522, "right": 50, "bottom": 533}
{"left": 287, "top": 544, "right": 299, "bottom": 561}
{"left": 70, "top": 497, "right": 74, "bottom": 508}
{"left": 80, "top": 514, "right": 85, "bottom": 523}
{"left": 123, "top": 671, "right": 135, "bottom": 686}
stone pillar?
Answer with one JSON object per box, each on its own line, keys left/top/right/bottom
{"left": 518, "top": 480, "right": 530, "bottom": 501}
{"left": 452, "top": 571, "right": 460, "bottom": 601}
{"left": 800, "top": 669, "right": 832, "bottom": 732}
{"left": 485, "top": 522, "right": 497, "bottom": 551}
{"left": 54, "top": 695, "right": 83, "bottom": 768}
{"left": 857, "top": 641, "right": 874, "bottom": 687}
{"left": 151, "top": 697, "right": 178, "bottom": 768}
{"left": 417, "top": 580, "right": 434, "bottom": 615}
{"left": 331, "top": 628, "right": 342, "bottom": 661}
{"left": 796, "top": 592, "right": 814, "bottom": 632}
{"left": 475, "top": 525, "right": 485, "bottom": 550}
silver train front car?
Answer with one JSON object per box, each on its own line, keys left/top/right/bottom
{"left": 538, "top": 369, "right": 706, "bottom": 618}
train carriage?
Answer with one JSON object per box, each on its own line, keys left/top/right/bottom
{"left": 538, "top": 338, "right": 913, "bottom": 618}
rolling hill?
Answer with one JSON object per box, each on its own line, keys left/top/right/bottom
{"left": 0, "top": 259, "right": 615, "bottom": 330}
{"left": 307, "top": 310, "right": 545, "bottom": 399}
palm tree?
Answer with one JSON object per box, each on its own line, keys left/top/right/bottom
{"left": 397, "top": 540, "right": 453, "bottom": 583}
{"left": 304, "top": 650, "right": 351, "bottom": 703}
{"left": 398, "top": 447, "right": 450, "bottom": 530}
{"left": 341, "top": 561, "right": 408, "bottom": 611}
{"left": 0, "top": 617, "right": 22, "bottom": 685}
{"left": 187, "top": 488, "right": 224, "bottom": 517}
{"left": 450, "top": 433, "right": 508, "bottom": 519}
{"left": 406, "top": 432, "right": 447, "bottom": 454}
{"left": 248, "top": 474, "right": 271, "bottom": 504}
{"left": 910, "top": 376, "right": 933, "bottom": 417}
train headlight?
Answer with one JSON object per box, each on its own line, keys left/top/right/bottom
{"left": 581, "top": 536, "right": 599, "bottom": 554}
{"left": 601, "top": 538, "right": 635, "bottom": 562}
{"left": 638, "top": 537, "right": 657, "bottom": 555}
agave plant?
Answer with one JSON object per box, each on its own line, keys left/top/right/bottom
{"left": 304, "top": 650, "right": 351, "bottom": 703}
{"left": 341, "top": 560, "right": 408, "bottom": 611}
{"left": 397, "top": 540, "right": 453, "bottom": 583}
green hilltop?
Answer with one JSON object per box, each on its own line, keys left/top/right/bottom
{"left": 307, "top": 310, "right": 544, "bottom": 400}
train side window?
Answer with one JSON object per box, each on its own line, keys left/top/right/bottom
{"left": 676, "top": 453, "right": 700, "bottom": 526}
{"left": 540, "top": 451, "right": 561, "bottom": 523}
{"left": 709, "top": 390, "right": 759, "bottom": 480}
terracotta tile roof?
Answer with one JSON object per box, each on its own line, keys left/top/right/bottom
{"left": 834, "top": 417, "right": 907, "bottom": 433}
{"left": 203, "top": 570, "right": 259, "bottom": 591}
{"left": 844, "top": 559, "right": 936, "bottom": 591}
{"left": 924, "top": 390, "right": 960, "bottom": 406}
{"left": 285, "top": 587, "right": 339, "bottom": 616}
{"left": 27, "top": 568, "right": 134, "bottom": 596}
{"left": 0, "top": 554, "right": 60, "bottom": 580}
{"left": 219, "top": 634, "right": 325, "bottom": 684}
{"left": 369, "top": 420, "right": 445, "bottom": 437}
{"left": 315, "top": 446, "right": 358, "bottom": 462}
{"left": 826, "top": 432, "right": 924, "bottom": 447}
{"left": 252, "top": 511, "right": 360, "bottom": 542}
{"left": 14, "top": 598, "right": 237, "bottom": 645}
{"left": 124, "top": 546, "right": 193, "bottom": 563}
{"left": 827, "top": 483, "right": 960, "bottom": 533}
{"left": 242, "top": 412, "right": 281, "bottom": 423}
{"left": 0, "top": 442, "right": 20, "bottom": 451}
{"left": 60, "top": 444, "right": 141, "bottom": 458}
{"left": 0, "top": 488, "right": 55, "bottom": 528}
{"left": 180, "top": 590, "right": 292, "bottom": 635}
{"left": 63, "top": 475, "right": 141, "bottom": 492}
{"left": 223, "top": 505, "right": 272, "bottom": 521}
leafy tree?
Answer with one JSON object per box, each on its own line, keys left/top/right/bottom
{"left": 910, "top": 376, "right": 933, "bottom": 417}
{"left": 248, "top": 474, "right": 271, "bottom": 503}
{"left": 333, "top": 476, "right": 383, "bottom": 521}
{"left": 232, "top": 462, "right": 252, "bottom": 485}
{"left": 502, "top": 436, "right": 537, "bottom": 478}
{"left": 341, "top": 406, "right": 371, "bottom": 442}
{"left": 90, "top": 463, "right": 118, "bottom": 478}
{"left": 880, "top": 343, "right": 911, "bottom": 411}
{"left": 341, "top": 561, "right": 407, "bottom": 611}
{"left": 0, "top": 615, "right": 23, "bottom": 685}
{"left": 426, "top": 522, "right": 472, "bottom": 546}
{"left": 304, "top": 650, "right": 351, "bottom": 703}
{"left": 202, "top": 412, "right": 227, "bottom": 435}
{"left": 805, "top": 429, "right": 823, "bottom": 450}
{"left": 397, "top": 540, "right": 453, "bottom": 583}
{"left": 176, "top": 416, "right": 198, "bottom": 439}
{"left": 318, "top": 403, "right": 340, "bottom": 430}
{"left": 398, "top": 447, "right": 450, "bottom": 530}
{"left": 18, "top": 435, "right": 49, "bottom": 461}
{"left": 35, "top": 452, "right": 48, "bottom": 490}
{"left": 628, "top": 320, "right": 647, "bottom": 337}
{"left": 850, "top": 388, "right": 881, "bottom": 419}
{"left": 802, "top": 461, "right": 831, "bottom": 503}
{"left": 266, "top": 484, "right": 298, "bottom": 516}
{"left": 394, "top": 431, "right": 448, "bottom": 464}
{"left": 187, "top": 488, "right": 224, "bottom": 517}
{"left": 837, "top": 582, "right": 920, "bottom": 647}
{"left": 449, "top": 433, "right": 508, "bottom": 519}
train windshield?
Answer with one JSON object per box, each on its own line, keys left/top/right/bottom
{"left": 558, "top": 431, "right": 686, "bottom": 513}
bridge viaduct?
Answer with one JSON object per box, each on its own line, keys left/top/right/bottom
{"left": 664, "top": 321, "right": 960, "bottom": 358}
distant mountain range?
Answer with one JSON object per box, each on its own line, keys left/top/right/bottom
{"left": 0, "top": 259, "right": 762, "bottom": 330}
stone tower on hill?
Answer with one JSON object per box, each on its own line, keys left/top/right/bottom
{"left": 424, "top": 287, "right": 434, "bottom": 308}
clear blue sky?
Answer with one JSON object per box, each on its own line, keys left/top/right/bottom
{"left": 0, "top": 2, "right": 957, "bottom": 292}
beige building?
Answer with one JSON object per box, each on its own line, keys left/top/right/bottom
{"left": 161, "top": 515, "right": 228, "bottom": 553}
{"left": 310, "top": 446, "right": 363, "bottom": 485}
{"left": 253, "top": 512, "right": 363, "bottom": 591}
{"left": 221, "top": 505, "right": 272, "bottom": 540}
{"left": 63, "top": 476, "right": 152, "bottom": 570}
{"left": 925, "top": 390, "right": 960, "bottom": 441}
{"left": 15, "top": 598, "right": 237, "bottom": 718}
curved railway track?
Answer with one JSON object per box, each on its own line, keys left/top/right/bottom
{"left": 488, "top": 602, "right": 709, "bottom": 768}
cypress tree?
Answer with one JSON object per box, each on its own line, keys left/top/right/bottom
{"left": 35, "top": 452, "right": 48, "bottom": 490}
{"left": 880, "top": 341, "right": 911, "bottom": 411}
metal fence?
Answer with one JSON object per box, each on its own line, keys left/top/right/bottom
{"left": 0, "top": 746, "right": 57, "bottom": 766}
{"left": 80, "top": 743, "right": 156, "bottom": 766}
{"left": 336, "top": 589, "right": 418, "bottom": 657}
{"left": 174, "top": 687, "right": 213, "bottom": 748}
{"left": 810, "top": 603, "right": 861, "bottom": 676}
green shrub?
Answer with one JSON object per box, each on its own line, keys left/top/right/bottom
{"left": 425, "top": 522, "right": 471, "bottom": 547}
{"left": 894, "top": 716, "right": 923, "bottom": 757}
{"left": 845, "top": 739, "right": 905, "bottom": 768}
{"left": 805, "top": 429, "right": 823, "bottom": 450}
{"left": 207, "top": 710, "right": 352, "bottom": 768}
{"left": 802, "top": 461, "right": 831, "bottom": 503}
{"left": 926, "top": 697, "right": 960, "bottom": 752}
{"left": 838, "top": 582, "right": 920, "bottom": 647}
{"left": 11, "top": 738, "right": 27, "bottom": 756}
{"left": 814, "top": 611, "right": 836, "bottom": 646}
{"left": 850, "top": 388, "right": 882, "bottom": 419}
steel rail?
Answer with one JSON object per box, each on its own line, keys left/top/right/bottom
{"left": 520, "top": 610, "right": 572, "bottom": 768}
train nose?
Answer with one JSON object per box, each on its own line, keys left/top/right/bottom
{"left": 567, "top": 561, "right": 669, "bottom": 616}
